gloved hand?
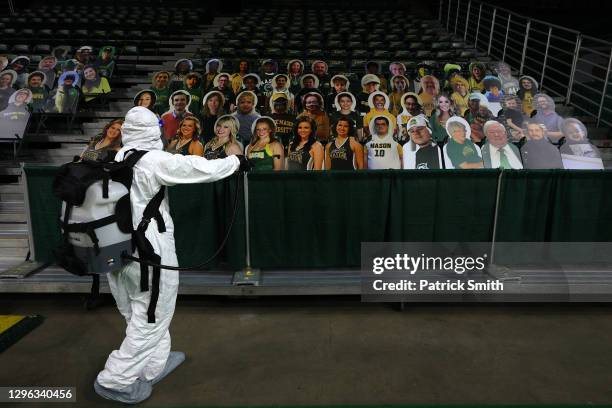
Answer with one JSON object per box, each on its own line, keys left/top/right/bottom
{"left": 235, "top": 155, "right": 254, "bottom": 173}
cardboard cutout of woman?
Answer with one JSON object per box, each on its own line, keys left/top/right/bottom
{"left": 9, "top": 56, "right": 30, "bottom": 89}
{"left": 450, "top": 75, "right": 470, "bottom": 116}
{"left": 483, "top": 75, "right": 504, "bottom": 103}
{"left": 520, "top": 121, "right": 563, "bottom": 169}
{"left": 402, "top": 114, "right": 444, "bottom": 169}
{"left": 0, "top": 88, "right": 32, "bottom": 139}
{"left": 443, "top": 116, "right": 484, "bottom": 169}
{"left": 95, "top": 46, "right": 117, "bottom": 79}
{"left": 559, "top": 118, "right": 604, "bottom": 169}
{"left": 481, "top": 120, "right": 523, "bottom": 169}
{"left": 0, "top": 70, "right": 17, "bottom": 112}
{"left": 287, "top": 59, "right": 305, "bottom": 95}
{"left": 55, "top": 71, "right": 81, "bottom": 114}
{"left": 430, "top": 94, "right": 457, "bottom": 144}
{"left": 468, "top": 62, "right": 486, "bottom": 93}
{"left": 204, "top": 58, "right": 223, "bottom": 91}
{"left": 396, "top": 92, "right": 423, "bottom": 145}
{"left": 82, "top": 65, "right": 111, "bottom": 102}
{"left": 389, "top": 74, "right": 410, "bottom": 117}
{"left": 517, "top": 75, "right": 538, "bottom": 116}
{"left": 133, "top": 89, "right": 158, "bottom": 113}
{"left": 230, "top": 59, "right": 250, "bottom": 95}
{"left": 170, "top": 59, "right": 193, "bottom": 93}
{"left": 482, "top": 76, "right": 503, "bottom": 116}
{"left": 27, "top": 71, "right": 51, "bottom": 112}
{"left": 418, "top": 75, "right": 440, "bottom": 117}
{"left": 200, "top": 90, "right": 226, "bottom": 145}
{"left": 331, "top": 91, "right": 364, "bottom": 143}
{"left": 38, "top": 56, "right": 58, "bottom": 90}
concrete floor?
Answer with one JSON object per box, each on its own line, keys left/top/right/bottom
{"left": 1, "top": 294, "right": 612, "bottom": 407}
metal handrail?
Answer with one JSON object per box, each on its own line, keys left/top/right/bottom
{"left": 439, "top": 0, "right": 612, "bottom": 128}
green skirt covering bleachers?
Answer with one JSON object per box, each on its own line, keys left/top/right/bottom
{"left": 23, "top": 165, "right": 612, "bottom": 270}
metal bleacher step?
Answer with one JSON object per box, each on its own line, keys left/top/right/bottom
{"left": 0, "top": 223, "right": 28, "bottom": 238}
{"left": 0, "top": 184, "right": 23, "bottom": 202}
{"left": 0, "top": 213, "right": 26, "bottom": 223}
{"left": 0, "top": 165, "right": 22, "bottom": 176}
{"left": 23, "top": 134, "right": 91, "bottom": 144}
{"left": 0, "top": 238, "right": 28, "bottom": 249}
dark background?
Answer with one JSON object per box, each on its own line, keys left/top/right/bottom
{"left": 15, "top": 0, "right": 611, "bottom": 39}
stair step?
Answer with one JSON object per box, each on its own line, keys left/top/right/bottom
{"left": 0, "top": 246, "right": 28, "bottom": 257}
{"left": 0, "top": 192, "right": 23, "bottom": 201}
{"left": 0, "top": 231, "right": 28, "bottom": 239}
{"left": 0, "top": 202, "right": 24, "bottom": 212}
{"left": 0, "top": 213, "right": 26, "bottom": 223}
{"left": 0, "top": 184, "right": 22, "bottom": 194}
{"left": 0, "top": 223, "right": 27, "bottom": 234}
{"left": 0, "top": 166, "right": 22, "bottom": 176}
{"left": 0, "top": 238, "right": 28, "bottom": 248}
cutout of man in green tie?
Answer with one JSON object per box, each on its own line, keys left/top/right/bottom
{"left": 481, "top": 120, "right": 523, "bottom": 169}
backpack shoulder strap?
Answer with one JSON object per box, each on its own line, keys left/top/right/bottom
{"left": 121, "top": 149, "right": 148, "bottom": 168}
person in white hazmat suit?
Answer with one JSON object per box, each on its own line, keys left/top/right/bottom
{"left": 94, "top": 106, "right": 250, "bottom": 404}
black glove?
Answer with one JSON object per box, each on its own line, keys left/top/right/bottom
{"left": 236, "top": 155, "right": 254, "bottom": 173}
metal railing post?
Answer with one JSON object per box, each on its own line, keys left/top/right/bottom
{"left": 566, "top": 34, "right": 582, "bottom": 105}
{"left": 447, "top": 0, "right": 452, "bottom": 31}
{"left": 519, "top": 20, "right": 531, "bottom": 75}
{"left": 489, "top": 169, "right": 504, "bottom": 268}
{"left": 464, "top": 0, "right": 471, "bottom": 42}
{"left": 454, "top": 0, "right": 460, "bottom": 35}
{"left": 488, "top": 7, "right": 497, "bottom": 56}
{"left": 232, "top": 172, "right": 261, "bottom": 286}
{"left": 474, "top": 3, "right": 483, "bottom": 48}
{"left": 21, "top": 164, "right": 36, "bottom": 261}
{"left": 243, "top": 173, "right": 251, "bottom": 270}
{"left": 597, "top": 47, "right": 612, "bottom": 127}
{"left": 502, "top": 13, "right": 511, "bottom": 61}
{"left": 540, "top": 27, "right": 552, "bottom": 90}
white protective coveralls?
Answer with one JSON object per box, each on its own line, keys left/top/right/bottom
{"left": 95, "top": 106, "right": 239, "bottom": 398}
